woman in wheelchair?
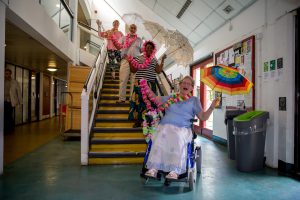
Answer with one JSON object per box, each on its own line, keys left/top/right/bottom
{"left": 144, "top": 75, "right": 220, "bottom": 179}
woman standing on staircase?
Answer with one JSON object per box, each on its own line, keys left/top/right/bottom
{"left": 96, "top": 19, "right": 123, "bottom": 80}
{"left": 127, "top": 41, "right": 166, "bottom": 128}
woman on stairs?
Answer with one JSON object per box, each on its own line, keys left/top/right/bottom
{"left": 96, "top": 19, "right": 123, "bottom": 80}
{"left": 127, "top": 40, "right": 166, "bottom": 128}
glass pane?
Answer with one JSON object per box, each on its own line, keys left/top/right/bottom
{"left": 23, "top": 70, "right": 29, "bottom": 123}
{"left": 31, "top": 72, "right": 37, "bottom": 121}
{"left": 60, "top": 6, "right": 72, "bottom": 39}
{"left": 15, "top": 67, "right": 23, "bottom": 125}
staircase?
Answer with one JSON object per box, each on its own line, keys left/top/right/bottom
{"left": 88, "top": 70, "right": 147, "bottom": 164}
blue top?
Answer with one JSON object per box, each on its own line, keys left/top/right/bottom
{"left": 160, "top": 95, "right": 202, "bottom": 128}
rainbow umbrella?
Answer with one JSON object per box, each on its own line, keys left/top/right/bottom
{"left": 200, "top": 64, "right": 253, "bottom": 95}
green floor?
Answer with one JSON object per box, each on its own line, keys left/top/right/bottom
{"left": 1, "top": 137, "right": 300, "bottom": 200}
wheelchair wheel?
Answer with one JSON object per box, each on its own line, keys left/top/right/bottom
{"left": 196, "top": 146, "right": 202, "bottom": 174}
{"left": 188, "top": 171, "right": 194, "bottom": 191}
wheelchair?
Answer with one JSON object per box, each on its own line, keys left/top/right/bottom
{"left": 140, "top": 119, "right": 202, "bottom": 191}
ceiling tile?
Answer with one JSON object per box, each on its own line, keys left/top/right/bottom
{"left": 202, "top": 0, "right": 225, "bottom": 9}
{"left": 157, "top": 0, "right": 182, "bottom": 16}
{"left": 141, "top": 0, "right": 157, "bottom": 9}
{"left": 189, "top": 0, "right": 213, "bottom": 21}
{"left": 204, "top": 11, "right": 226, "bottom": 30}
{"left": 153, "top": 5, "right": 192, "bottom": 35}
{"left": 188, "top": 31, "right": 203, "bottom": 44}
{"left": 194, "top": 23, "right": 212, "bottom": 37}
{"left": 236, "top": 0, "right": 254, "bottom": 6}
{"left": 180, "top": 11, "right": 201, "bottom": 30}
{"left": 216, "top": 0, "right": 243, "bottom": 20}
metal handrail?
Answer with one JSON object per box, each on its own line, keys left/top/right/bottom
{"left": 83, "top": 50, "right": 101, "bottom": 91}
{"left": 59, "top": 92, "right": 73, "bottom": 134}
{"left": 162, "top": 70, "right": 174, "bottom": 90}
{"left": 78, "top": 21, "right": 98, "bottom": 32}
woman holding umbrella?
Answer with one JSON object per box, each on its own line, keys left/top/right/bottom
{"left": 142, "top": 75, "right": 220, "bottom": 179}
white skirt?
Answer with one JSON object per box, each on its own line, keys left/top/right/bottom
{"left": 146, "top": 124, "right": 192, "bottom": 174}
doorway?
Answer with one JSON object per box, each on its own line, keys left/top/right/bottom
{"left": 295, "top": 8, "right": 300, "bottom": 177}
{"left": 191, "top": 55, "right": 214, "bottom": 130}
{"left": 43, "top": 75, "right": 51, "bottom": 117}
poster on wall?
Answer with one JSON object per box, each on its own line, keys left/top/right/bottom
{"left": 277, "top": 58, "right": 283, "bottom": 79}
{"left": 214, "top": 36, "right": 255, "bottom": 109}
{"left": 270, "top": 59, "right": 276, "bottom": 78}
{"left": 263, "top": 61, "right": 269, "bottom": 80}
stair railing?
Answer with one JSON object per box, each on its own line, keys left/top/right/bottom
{"left": 156, "top": 70, "right": 175, "bottom": 96}
{"left": 81, "top": 40, "right": 107, "bottom": 165}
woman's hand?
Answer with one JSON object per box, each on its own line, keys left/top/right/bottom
{"left": 162, "top": 54, "right": 167, "bottom": 60}
{"left": 210, "top": 97, "right": 221, "bottom": 109}
{"left": 96, "top": 19, "right": 102, "bottom": 27}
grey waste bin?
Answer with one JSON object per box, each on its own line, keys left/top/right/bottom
{"left": 233, "top": 111, "right": 269, "bottom": 172}
{"left": 224, "top": 110, "right": 247, "bottom": 160}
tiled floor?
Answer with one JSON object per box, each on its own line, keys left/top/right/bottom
{"left": 1, "top": 122, "right": 300, "bottom": 200}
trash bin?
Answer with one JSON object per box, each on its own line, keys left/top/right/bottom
{"left": 233, "top": 111, "right": 269, "bottom": 172}
{"left": 224, "top": 110, "right": 247, "bottom": 160}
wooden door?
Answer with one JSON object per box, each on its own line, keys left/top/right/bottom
{"left": 43, "top": 75, "right": 51, "bottom": 116}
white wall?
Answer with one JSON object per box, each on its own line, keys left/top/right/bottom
{"left": 6, "top": 0, "right": 75, "bottom": 62}
{"left": 188, "top": 0, "right": 300, "bottom": 168}
{"left": 0, "top": 1, "right": 6, "bottom": 175}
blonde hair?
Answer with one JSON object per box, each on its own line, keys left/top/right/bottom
{"left": 179, "top": 75, "right": 195, "bottom": 87}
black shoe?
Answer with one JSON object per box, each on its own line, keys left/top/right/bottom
{"left": 133, "top": 122, "right": 141, "bottom": 128}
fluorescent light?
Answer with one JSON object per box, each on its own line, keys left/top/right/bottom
{"left": 47, "top": 67, "right": 58, "bottom": 72}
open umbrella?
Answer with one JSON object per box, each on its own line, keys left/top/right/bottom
{"left": 200, "top": 64, "right": 253, "bottom": 95}
{"left": 122, "top": 13, "right": 144, "bottom": 26}
{"left": 164, "top": 30, "right": 193, "bottom": 66}
{"left": 143, "top": 20, "right": 168, "bottom": 44}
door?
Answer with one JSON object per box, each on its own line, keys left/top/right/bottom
{"left": 43, "top": 75, "right": 51, "bottom": 116}
{"left": 295, "top": 8, "right": 300, "bottom": 176}
{"left": 191, "top": 56, "right": 214, "bottom": 130}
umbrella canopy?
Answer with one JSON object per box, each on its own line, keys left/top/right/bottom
{"left": 200, "top": 64, "right": 253, "bottom": 95}
{"left": 143, "top": 20, "right": 168, "bottom": 44}
{"left": 122, "top": 13, "right": 144, "bottom": 26}
{"left": 164, "top": 30, "right": 193, "bottom": 66}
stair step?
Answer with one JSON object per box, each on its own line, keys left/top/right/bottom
{"left": 88, "top": 157, "right": 144, "bottom": 165}
{"left": 96, "top": 110, "right": 129, "bottom": 114}
{"left": 95, "top": 118, "right": 132, "bottom": 123}
{"left": 91, "top": 138, "right": 145, "bottom": 144}
{"left": 98, "top": 103, "right": 130, "bottom": 107}
{"left": 103, "top": 80, "right": 121, "bottom": 84}
{"left": 88, "top": 151, "right": 145, "bottom": 158}
{"left": 98, "top": 106, "right": 129, "bottom": 111}
{"left": 100, "top": 96, "right": 130, "bottom": 100}
{"left": 93, "top": 127, "right": 142, "bottom": 132}
{"left": 92, "top": 132, "right": 143, "bottom": 138}
{"left": 101, "top": 89, "right": 129, "bottom": 94}
{"left": 102, "top": 85, "right": 129, "bottom": 89}
{"left": 94, "top": 122, "right": 134, "bottom": 128}
{"left": 90, "top": 143, "right": 146, "bottom": 151}
{"left": 96, "top": 113, "right": 128, "bottom": 119}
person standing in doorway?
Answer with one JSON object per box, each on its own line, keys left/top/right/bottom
{"left": 4, "top": 68, "right": 22, "bottom": 133}
{"left": 112, "top": 24, "right": 142, "bottom": 103}
{"left": 96, "top": 19, "right": 123, "bottom": 80}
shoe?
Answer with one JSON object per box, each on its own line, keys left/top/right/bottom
{"left": 145, "top": 169, "right": 158, "bottom": 178}
{"left": 165, "top": 171, "right": 178, "bottom": 180}
{"left": 133, "top": 122, "right": 141, "bottom": 128}
{"left": 116, "top": 100, "right": 125, "bottom": 104}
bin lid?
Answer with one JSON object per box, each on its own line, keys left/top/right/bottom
{"left": 234, "top": 110, "right": 268, "bottom": 122}
{"left": 225, "top": 109, "right": 247, "bottom": 120}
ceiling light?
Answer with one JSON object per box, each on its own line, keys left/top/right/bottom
{"left": 56, "top": 4, "right": 60, "bottom": 8}
{"left": 47, "top": 67, "right": 58, "bottom": 72}
{"left": 176, "top": 0, "right": 192, "bottom": 19}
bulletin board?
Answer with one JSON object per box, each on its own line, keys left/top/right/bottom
{"left": 215, "top": 35, "right": 255, "bottom": 109}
